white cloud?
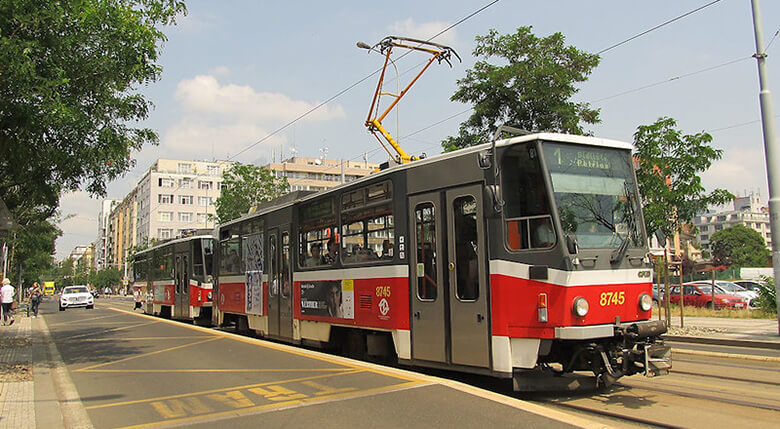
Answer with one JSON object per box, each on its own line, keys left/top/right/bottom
{"left": 387, "top": 18, "right": 457, "bottom": 46}
{"left": 162, "top": 120, "right": 286, "bottom": 160}
{"left": 174, "top": 75, "right": 345, "bottom": 122}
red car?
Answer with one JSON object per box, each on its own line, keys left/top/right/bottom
{"left": 666, "top": 284, "right": 746, "bottom": 309}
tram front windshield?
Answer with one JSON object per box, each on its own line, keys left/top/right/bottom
{"left": 542, "top": 142, "right": 642, "bottom": 249}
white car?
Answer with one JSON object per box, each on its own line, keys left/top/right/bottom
{"left": 59, "top": 285, "right": 95, "bottom": 311}
{"left": 689, "top": 280, "right": 760, "bottom": 308}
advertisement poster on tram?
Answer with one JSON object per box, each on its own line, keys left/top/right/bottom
{"left": 300, "top": 279, "right": 354, "bottom": 319}
{"left": 243, "top": 233, "right": 264, "bottom": 315}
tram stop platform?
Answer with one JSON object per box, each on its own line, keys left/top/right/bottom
{"left": 24, "top": 302, "right": 604, "bottom": 429}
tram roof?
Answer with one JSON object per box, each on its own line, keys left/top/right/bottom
{"left": 219, "top": 133, "right": 633, "bottom": 230}
{"left": 134, "top": 234, "right": 213, "bottom": 256}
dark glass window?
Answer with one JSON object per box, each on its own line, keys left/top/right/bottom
{"left": 415, "top": 203, "right": 437, "bottom": 300}
{"left": 453, "top": 196, "right": 479, "bottom": 301}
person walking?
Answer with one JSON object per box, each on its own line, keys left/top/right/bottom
{"left": 30, "top": 282, "right": 43, "bottom": 318}
{"left": 1, "top": 278, "right": 15, "bottom": 326}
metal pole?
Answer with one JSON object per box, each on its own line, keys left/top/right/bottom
{"left": 750, "top": 0, "right": 780, "bottom": 334}
{"left": 664, "top": 249, "right": 671, "bottom": 328}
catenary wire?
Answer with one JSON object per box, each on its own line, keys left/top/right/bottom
{"left": 597, "top": 0, "right": 722, "bottom": 55}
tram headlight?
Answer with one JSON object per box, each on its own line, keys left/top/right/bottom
{"left": 639, "top": 293, "right": 652, "bottom": 312}
{"left": 572, "top": 297, "right": 589, "bottom": 317}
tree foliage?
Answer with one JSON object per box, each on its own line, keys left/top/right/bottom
{"left": 4, "top": 217, "right": 61, "bottom": 288}
{"left": 633, "top": 117, "right": 733, "bottom": 239}
{"left": 0, "top": 0, "right": 186, "bottom": 224}
{"left": 709, "top": 225, "right": 770, "bottom": 268}
{"left": 214, "top": 163, "right": 290, "bottom": 223}
{"left": 442, "top": 27, "right": 600, "bottom": 152}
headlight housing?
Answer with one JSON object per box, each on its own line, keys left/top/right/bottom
{"left": 639, "top": 293, "right": 652, "bottom": 311}
{"left": 572, "top": 297, "right": 589, "bottom": 317}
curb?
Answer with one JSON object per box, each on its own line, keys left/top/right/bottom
{"left": 663, "top": 335, "right": 780, "bottom": 350}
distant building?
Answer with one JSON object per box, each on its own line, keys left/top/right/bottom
{"left": 107, "top": 158, "right": 233, "bottom": 269}
{"left": 95, "top": 199, "right": 119, "bottom": 270}
{"left": 694, "top": 193, "right": 770, "bottom": 249}
{"left": 265, "top": 156, "right": 378, "bottom": 192}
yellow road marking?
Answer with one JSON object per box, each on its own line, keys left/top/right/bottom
{"left": 79, "top": 368, "right": 356, "bottom": 374}
{"left": 79, "top": 336, "right": 216, "bottom": 342}
{"left": 115, "top": 380, "right": 426, "bottom": 429}
{"left": 108, "top": 307, "right": 423, "bottom": 383}
{"left": 48, "top": 314, "right": 123, "bottom": 326}
{"left": 85, "top": 369, "right": 364, "bottom": 410}
{"left": 75, "top": 337, "right": 221, "bottom": 372}
{"left": 66, "top": 320, "right": 161, "bottom": 340}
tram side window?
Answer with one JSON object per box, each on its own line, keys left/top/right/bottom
{"left": 202, "top": 238, "right": 214, "bottom": 277}
{"left": 133, "top": 256, "right": 148, "bottom": 281}
{"left": 156, "top": 251, "right": 173, "bottom": 280}
{"left": 453, "top": 196, "right": 479, "bottom": 301}
{"left": 193, "top": 239, "right": 204, "bottom": 277}
{"left": 219, "top": 235, "right": 242, "bottom": 275}
{"left": 298, "top": 197, "right": 337, "bottom": 268}
{"left": 502, "top": 144, "right": 555, "bottom": 250}
{"left": 341, "top": 181, "right": 394, "bottom": 264}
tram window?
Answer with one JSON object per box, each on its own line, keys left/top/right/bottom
{"left": 193, "top": 240, "right": 204, "bottom": 277}
{"left": 202, "top": 238, "right": 214, "bottom": 277}
{"left": 453, "top": 196, "right": 479, "bottom": 301}
{"left": 219, "top": 236, "right": 242, "bottom": 275}
{"left": 415, "top": 203, "right": 437, "bottom": 300}
{"left": 269, "top": 235, "right": 278, "bottom": 297}
{"left": 299, "top": 197, "right": 337, "bottom": 269}
{"left": 157, "top": 251, "right": 174, "bottom": 280}
{"left": 133, "top": 256, "right": 148, "bottom": 281}
{"left": 502, "top": 144, "right": 555, "bottom": 250}
{"left": 340, "top": 180, "right": 394, "bottom": 265}
{"left": 281, "top": 233, "right": 290, "bottom": 298}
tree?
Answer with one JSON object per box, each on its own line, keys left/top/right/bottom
{"left": 709, "top": 225, "right": 770, "bottom": 268}
{"left": 7, "top": 217, "right": 61, "bottom": 287}
{"left": 442, "top": 27, "right": 600, "bottom": 152}
{"left": 93, "top": 268, "right": 122, "bottom": 290}
{"left": 214, "top": 163, "right": 290, "bottom": 223}
{"left": 633, "top": 117, "right": 733, "bottom": 240}
{"left": 0, "top": 0, "right": 187, "bottom": 225}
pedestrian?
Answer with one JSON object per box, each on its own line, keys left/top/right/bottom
{"left": 1, "top": 278, "right": 15, "bottom": 326}
{"left": 30, "top": 282, "right": 43, "bottom": 318}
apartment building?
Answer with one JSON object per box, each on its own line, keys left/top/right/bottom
{"left": 266, "top": 156, "right": 378, "bottom": 192}
{"left": 94, "top": 199, "right": 119, "bottom": 270}
{"left": 694, "top": 193, "right": 771, "bottom": 249}
{"left": 107, "top": 159, "right": 232, "bottom": 268}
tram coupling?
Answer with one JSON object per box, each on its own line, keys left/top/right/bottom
{"left": 598, "top": 319, "right": 671, "bottom": 387}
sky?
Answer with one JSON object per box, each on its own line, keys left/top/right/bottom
{"left": 55, "top": 0, "right": 780, "bottom": 259}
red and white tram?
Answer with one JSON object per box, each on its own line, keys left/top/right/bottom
{"left": 132, "top": 234, "right": 215, "bottom": 324}
{"left": 212, "top": 132, "right": 670, "bottom": 389}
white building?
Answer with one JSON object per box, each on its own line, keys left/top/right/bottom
{"left": 107, "top": 158, "right": 232, "bottom": 269}
{"left": 95, "top": 199, "right": 119, "bottom": 270}
{"left": 694, "top": 193, "right": 771, "bottom": 249}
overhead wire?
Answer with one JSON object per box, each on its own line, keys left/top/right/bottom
{"left": 228, "top": 0, "right": 500, "bottom": 162}
{"left": 596, "top": 0, "right": 722, "bottom": 55}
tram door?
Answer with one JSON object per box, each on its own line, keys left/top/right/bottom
{"left": 267, "top": 227, "right": 294, "bottom": 339}
{"left": 174, "top": 253, "right": 189, "bottom": 319}
{"left": 409, "top": 184, "right": 490, "bottom": 368}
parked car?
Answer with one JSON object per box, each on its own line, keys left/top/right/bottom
{"left": 59, "top": 285, "right": 95, "bottom": 311}
{"left": 688, "top": 280, "right": 759, "bottom": 308}
{"left": 667, "top": 283, "right": 747, "bottom": 309}
{"left": 733, "top": 280, "right": 767, "bottom": 293}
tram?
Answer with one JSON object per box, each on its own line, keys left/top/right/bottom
{"left": 211, "top": 132, "right": 671, "bottom": 390}
{"left": 132, "top": 233, "right": 215, "bottom": 324}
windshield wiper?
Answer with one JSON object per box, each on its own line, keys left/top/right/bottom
{"left": 611, "top": 185, "right": 636, "bottom": 264}
{"left": 610, "top": 232, "right": 631, "bottom": 264}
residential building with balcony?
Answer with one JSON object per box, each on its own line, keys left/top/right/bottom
{"left": 694, "top": 193, "right": 771, "bottom": 249}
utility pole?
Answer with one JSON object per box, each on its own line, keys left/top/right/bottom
{"left": 750, "top": 0, "right": 780, "bottom": 334}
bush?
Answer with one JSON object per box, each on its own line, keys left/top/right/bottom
{"left": 756, "top": 276, "right": 778, "bottom": 314}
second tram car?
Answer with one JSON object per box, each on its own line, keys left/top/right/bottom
{"left": 133, "top": 234, "right": 215, "bottom": 324}
{"left": 210, "top": 132, "right": 670, "bottom": 389}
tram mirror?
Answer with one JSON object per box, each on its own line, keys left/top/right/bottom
{"left": 477, "top": 150, "right": 491, "bottom": 170}
{"left": 483, "top": 184, "right": 503, "bottom": 217}
{"left": 565, "top": 234, "right": 579, "bottom": 255}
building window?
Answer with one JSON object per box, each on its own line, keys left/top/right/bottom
{"left": 179, "top": 212, "right": 193, "bottom": 222}
{"left": 208, "top": 165, "right": 220, "bottom": 176}
{"left": 158, "top": 194, "right": 174, "bottom": 204}
{"left": 158, "top": 178, "right": 174, "bottom": 188}
{"left": 157, "top": 228, "right": 173, "bottom": 239}
{"left": 715, "top": 225, "right": 723, "bottom": 231}
{"left": 717, "top": 215, "right": 726, "bottom": 221}
{"left": 198, "top": 213, "right": 209, "bottom": 224}
{"left": 198, "top": 181, "right": 213, "bottom": 190}
{"left": 180, "top": 195, "right": 193, "bottom": 205}
{"left": 700, "top": 234, "right": 708, "bottom": 241}
{"left": 699, "top": 225, "right": 708, "bottom": 232}
{"left": 178, "top": 178, "right": 193, "bottom": 189}
{"left": 198, "top": 196, "right": 213, "bottom": 207}
{"left": 178, "top": 163, "right": 192, "bottom": 174}
{"left": 158, "top": 211, "right": 173, "bottom": 222}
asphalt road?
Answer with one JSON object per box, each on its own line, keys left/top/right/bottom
{"left": 37, "top": 298, "right": 582, "bottom": 429}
